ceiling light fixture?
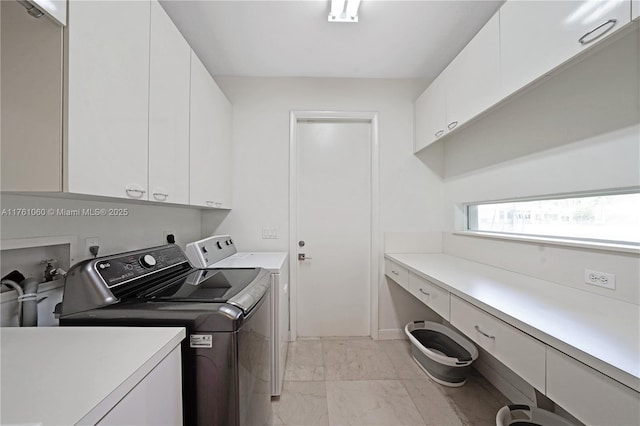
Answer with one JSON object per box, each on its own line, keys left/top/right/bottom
{"left": 328, "top": 0, "right": 362, "bottom": 23}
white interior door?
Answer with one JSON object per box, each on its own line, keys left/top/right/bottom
{"left": 296, "top": 120, "right": 371, "bottom": 337}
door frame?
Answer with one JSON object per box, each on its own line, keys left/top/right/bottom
{"left": 289, "top": 110, "right": 380, "bottom": 341}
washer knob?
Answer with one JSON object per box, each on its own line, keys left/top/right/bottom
{"left": 216, "top": 241, "right": 222, "bottom": 249}
{"left": 140, "top": 254, "right": 157, "bottom": 268}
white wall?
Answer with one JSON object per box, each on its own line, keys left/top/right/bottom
{"left": 1, "top": 194, "right": 202, "bottom": 267}
{"left": 441, "top": 28, "right": 640, "bottom": 304}
{"left": 202, "top": 77, "right": 444, "bottom": 334}
{"left": 0, "top": 193, "right": 202, "bottom": 326}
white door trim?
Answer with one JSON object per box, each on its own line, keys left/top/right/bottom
{"left": 289, "top": 110, "right": 380, "bottom": 341}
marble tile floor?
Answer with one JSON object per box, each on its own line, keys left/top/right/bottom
{"left": 272, "top": 337, "right": 510, "bottom": 426}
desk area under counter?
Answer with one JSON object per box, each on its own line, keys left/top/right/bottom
{"left": 385, "top": 253, "right": 640, "bottom": 426}
{"left": 1, "top": 326, "right": 185, "bottom": 425}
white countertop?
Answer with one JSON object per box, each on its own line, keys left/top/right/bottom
{"left": 211, "top": 252, "right": 288, "bottom": 272}
{"left": 1, "top": 326, "right": 185, "bottom": 425}
{"left": 385, "top": 253, "right": 640, "bottom": 392}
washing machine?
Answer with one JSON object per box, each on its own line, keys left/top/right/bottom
{"left": 186, "top": 235, "right": 289, "bottom": 397}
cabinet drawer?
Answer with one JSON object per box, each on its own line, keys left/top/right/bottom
{"left": 547, "top": 347, "right": 640, "bottom": 426}
{"left": 450, "top": 295, "right": 545, "bottom": 391}
{"left": 385, "top": 259, "right": 408, "bottom": 290}
{"left": 408, "top": 272, "right": 450, "bottom": 321}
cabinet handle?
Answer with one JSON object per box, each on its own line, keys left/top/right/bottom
{"left": 579, "top": 19, "right": 617, "bottom": 45}
{"left": 125, "top": 188, "right": 146, "bottom": 197}
{"left": 474, "top": 325, "right": 495, "bottom": 340}
{"left": 447, "top": 121, "right": 458, "bottom": 130}
{"left": 153, "top": 192, "right": 169, "bottom": 200}
{"left": 206, "top": 201, "right": 223, "bottom": 207}
{"left": 435, "top": 130, "right": 444, "bottom": 138}
{"left": 391, "top": 270, "right": 400, "bottom": 276}
{"left": 419, "top": 288, "right": 430, "bottom": 296}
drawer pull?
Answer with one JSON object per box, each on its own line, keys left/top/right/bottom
{"left": 474, "top": 325, "right": 495, "bottom": 340}
{"left": 579, "top": 19, "right": 617, "bottom": 45}
{"left": 125, "top": 187, "right": 146, "bottom": 198}
{"left": 152, "top": 192, "right": 169, "bottom": 200}
{"left": 419, "top": 288, "right": 430, "bottom": 296}
{"left": 391, "top": 270, "right": 400, "bottom": 276}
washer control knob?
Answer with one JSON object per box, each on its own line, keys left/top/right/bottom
{"left": 140, "top": 254, "right": 157, "bottom": 268}
{"left": 216, "top": 241, "right": 222, "bottom": 249}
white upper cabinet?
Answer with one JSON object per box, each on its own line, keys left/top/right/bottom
{"left": 414, "top": 11, "right": 500, "bottom": 152}
{"left": 633, "top": 0, "right": 639, "bottom": 20}
{"left": 148, "top": 1, "right": 190, "bottom": 205}
{"left": 500, "top": 0, "right": 631, "bottom": 96}
{"left": 189, "top": 53, "right": 232, "bottom": 208}
{"left": 445, "top": 13, "right": 501, "bottom": 132}
{"left": 414, "top": 74, "right": 446, "bottom": 151}
{"left": 66, "top": 0, "right": 151, "bottom": 200}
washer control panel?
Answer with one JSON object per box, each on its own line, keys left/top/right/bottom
{"left": 96, "top": 244, "right": 187, "bottom": 288}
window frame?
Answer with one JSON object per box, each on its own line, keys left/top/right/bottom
{"left": 460, "top": 187, "right": 640, "bottom": 254}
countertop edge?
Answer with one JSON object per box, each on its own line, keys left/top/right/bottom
{"left": 384, "top": 253, "right": 640, "bottom": 393}
{"left": 76, "top": 327, "right": 186, "bottom": 425}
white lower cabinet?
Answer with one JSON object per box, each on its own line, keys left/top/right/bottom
{"left": 189, "top": 52, "right": 232, "bottom": 208}
{"left": 450, "top": 295, "right": 546, "bottom": 392}
{"left": 385, "top": 259, "right": 409, "bottom": 290}
{"left": 98, "top": 346, "right": 183, "bottom": 425}
{"left": 634, "top": 0, "right": 640, "bottom": 20}
{"left": 546, "top": 347, "right": 640, "bottom": 426}
{"left": 408, "top": 272, "right": 450, "bottom": 321}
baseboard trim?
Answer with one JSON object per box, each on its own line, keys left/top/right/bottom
{"left": 377, "top": 328, "right": 406, "bottom": 340}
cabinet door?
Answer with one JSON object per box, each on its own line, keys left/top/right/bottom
{"left": 66, "top": 0, "right": 150, "bottom": 200}
{"left": 445, "top": 13, "right": 501, "bottom": 130}
{"left": 500, "top": 0, "right": 631, "bottom": 96}
{"left": 189, "top": 52, "right": 232, "bottom": 208}
{"left": 97, "top": 346, "right": 183, "bottom": 425}
{"left": 633, "top": 0, "right": 639, "bottom": 20}
{"left": 546, "top": 347, "right": 640, "bottom": 426}
{"left": 148, "top": 1, "right": 190, "bottom": 205}
{"left": 414, "top": 74, "right": 446, "bottom": 152}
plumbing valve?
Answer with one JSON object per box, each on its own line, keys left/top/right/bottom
{"left": 41, "top": 259, "right": 58, "bottom": 282}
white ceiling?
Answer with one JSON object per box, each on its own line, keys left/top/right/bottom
{"left": 160, "top": 0, "right": 503, "bottom": 81}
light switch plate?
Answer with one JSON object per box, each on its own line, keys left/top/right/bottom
{"left": 262, "top": 227, "right": 278, "bottom": 239}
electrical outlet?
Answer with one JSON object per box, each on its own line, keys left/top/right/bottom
{"left": 163, "top": 231, "right": 175, "bottom": 244}
{"left": 584, "top": 269, "right": 616, "bottom": 290}
{"left": 85, "top": 237, "right": 101, "bottom": 258}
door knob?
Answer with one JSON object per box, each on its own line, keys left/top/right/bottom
{"left": 298, "top": 253, "right": 312, "bottom": 261}
{"left": 298, "top": 240, "right": 305, "bottom": 247}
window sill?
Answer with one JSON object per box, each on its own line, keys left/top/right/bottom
{"left": 453, "top": 231, "right": 640, "bottom": 255}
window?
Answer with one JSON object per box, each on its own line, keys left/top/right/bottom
{"left": 467, "top": 191, "right": 640, "bottom": 246}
